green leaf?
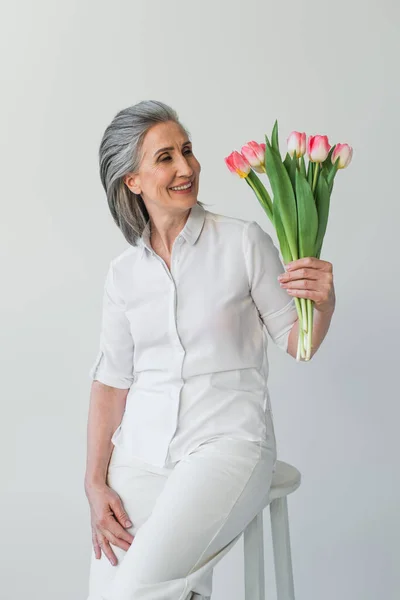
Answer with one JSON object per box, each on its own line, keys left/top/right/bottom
{"left": 283, "top": 152, "right": 297, "bottom": 189}
{"left": 264, "top": 134, "right": 271, "bottom": 171}
{"left": 314, "top": 172, "right": 330, "bottom": 258}
{"left": 273, "top": 205, "right": 292, "bottom": 264}
{"left": 265, "top": 142, "right": 298, "bottom": 260}
{"left": 271, "top": 120, "right": 280, "bottom": 155}
{"left": 245, "top": 170, "right": 273, "bottom": 223}
{"left": 321, "top": 145, "right": 340, "bottom": 194}
{"left": 295, "top": 168, "right": 319, "bottom": 258}
{"left": 307, "top": 160, "right": 314, "bottom": 187}
{"left": 283, "top": 152, "right": 292, "bottom": 174}
{"left": 300, "top": 155, "right": 307, "bottom": 178}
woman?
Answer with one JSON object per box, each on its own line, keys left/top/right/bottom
{"left": 85, "top": 100, "right": 336, "bottom": 600}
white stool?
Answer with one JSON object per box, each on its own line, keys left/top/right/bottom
{"left": 243, "top": 460, "right": 301, "bottom": 600}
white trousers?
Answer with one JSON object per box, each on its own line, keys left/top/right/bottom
{"left": 87, "top": 435, "right": 277, "bottom": 600}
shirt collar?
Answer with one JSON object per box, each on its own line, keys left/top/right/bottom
{"left": 139, "top": 202, "right": 205, "bottom": 258}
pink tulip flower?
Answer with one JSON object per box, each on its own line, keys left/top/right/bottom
{"left": 224, "top": 151, "right": 252, "bottom": 178}
{"left": 287, "top": 131, "right": 306, "bottom": 158}
{"left": 307, "top": 135, "right": 331, "bottom": 163}
{"left": 241, "top": 141, "right": 266, "bottom": 173}
{"left": 331, "top": 143, "right": 353, "bottom": 169}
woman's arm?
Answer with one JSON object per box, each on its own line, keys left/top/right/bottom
{"left": 85, "top": 261, "right": 136, "bottom": 564}
{"left": 84, "top": 381, "right": 127, "bottom": 489}
{"left": 84, "top": 381, "right": 134, "bottom": 566}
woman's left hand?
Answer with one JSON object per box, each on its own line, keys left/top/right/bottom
{"left": 277, "top": 257, "right": 336, "bottom": 314}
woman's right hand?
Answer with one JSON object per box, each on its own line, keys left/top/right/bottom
{"left": 85, "top": 481, "right": 134, "bottom": 566}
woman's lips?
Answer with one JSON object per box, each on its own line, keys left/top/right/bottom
{"left": 169, "top": 181, "right": 193, "bottom": 193}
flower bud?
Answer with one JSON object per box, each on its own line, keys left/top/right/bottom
{"left": 241, "top": 141, "right": 266, "bottom": 173}
{"left": 287, "top": 131, "right": 306, "bottom": 158}
{"left": 224, "top": 151, "right": 251, "bottom": 178}
{"left": 307, "top": 135, "right": 331, "bottom": 163}
{"left": 331, "top": 143, "right": 353, "bottom": 169}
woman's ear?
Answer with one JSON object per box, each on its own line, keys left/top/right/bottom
{"left": 124, "top": 173, "right": 141, "bottom": 195}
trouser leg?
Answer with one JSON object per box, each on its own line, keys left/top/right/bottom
{"left": 87, "top": 446, "right": 172, "bottom": 600}
{"left": 102, "top": 437, "right": 275, "bottom": 600}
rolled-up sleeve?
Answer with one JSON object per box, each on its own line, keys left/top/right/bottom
{"left": 244, "top": 220, "right": 298, "bottom": 352}
{"left": 89, "top": 261, "right": 135, "bottom": 388}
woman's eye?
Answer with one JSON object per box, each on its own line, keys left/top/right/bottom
{"left": 160, "top": 149, "right": 192, "bottom": 162}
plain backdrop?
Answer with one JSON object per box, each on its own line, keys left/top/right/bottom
{"left": 1, "top": 1, "right": 399, "bottom": 599}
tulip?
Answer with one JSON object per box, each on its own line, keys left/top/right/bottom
{"left": 307, "top": 135, "right": 330, "bottom": 163}
{"left": 241, "top": 141, "right": 266, "bottom": 173}
{"left": 226, "top": 119, "right": 352, "bottom": 362}
{"left": 331, "top": 143, "right": 353, "bottom": 169}
{"left": 307, "top": 135, "right": 331, "bottom": 192}
{"left": 287, "top": 131, "right": 306, "bottom": 158}
{"left": 224, "top": 150, "right": 273, "bottom": 221}
{"left": 224, "top": 151, "right": 251, "bottom": 178}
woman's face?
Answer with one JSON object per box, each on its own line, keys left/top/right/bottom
{"left": 124, "top": 121, "right": 201, "bottom": 215}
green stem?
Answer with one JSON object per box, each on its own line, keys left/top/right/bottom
{"left": 300, "top": 297, "right": 308, "bottom": 333}
{"left": 246, "top": 171, "right": 273, "bottom": 223}
{"left": 312, "top": 162, "right": 319, "bottom": 192}
{"left": 294, "top": 297, "right": 308, "bottom": 361}
{"left": 306, "top": 299, "right": 314, "bottom": 360}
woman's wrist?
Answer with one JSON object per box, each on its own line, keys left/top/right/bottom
{"left": 84, "top": 473, "right": 108, "bottom": 494}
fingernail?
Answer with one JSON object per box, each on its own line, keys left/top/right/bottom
{"left": 125, "top": 520, "right": 132, "bottom": 527}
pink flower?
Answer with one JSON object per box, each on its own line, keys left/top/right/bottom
{"left": 307, "top": 135, "right": 331, "bottom": 163}
{"left": 224, "top": 151, "right": 251, "bottom": 178}
{"left": 241, "top": 141, "right": 266, "bottom": 173}
{"left": 331, "top": 143, "right": 353, "bottom": 169}
{"left": 287, "top": 131, "right": 306, "bottom": 158}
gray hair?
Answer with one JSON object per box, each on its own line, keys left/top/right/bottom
{"left": 99, "top": 99, "right": 206, "bottom": 246}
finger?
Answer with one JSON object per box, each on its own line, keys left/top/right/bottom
{"left": 104, "top": 515, "right": 134, "bottom": 545}
{"left": 281, "top": 279, "right": 320, "bottom": 292}
{"left": 286, "top": 257, "right": 331, "bottom": 272}
{"left": 279, "top": 268, "right": 320, "bottom": 282}
{"left": 97, "top": 534, "right": 118, "bottom": 566}
{"left": 100, "top": 525, "right": 133, "bottom": 552}
{"left": 92, "top": 529, "right": 102, "bottom": 560}
{"left": 110, "top": 498, "right": 133, "bottom": 530}
{"left": 285, "top": 288, "right": 325, "bottom": 302}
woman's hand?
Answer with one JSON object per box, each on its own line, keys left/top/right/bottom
{"left": 85, "top": 481, "right": 134, "bottom": 566}
{"left": 278, "top": 257, "right": 336, "bottom": 314}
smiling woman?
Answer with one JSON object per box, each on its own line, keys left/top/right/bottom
{"left": 86, "top": 99, "right": 299, "bottom": 600}
{"left": 98, "top": 101, "right": 206, "bottom": 248}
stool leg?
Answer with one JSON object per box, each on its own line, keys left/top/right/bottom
{"left": 243, "top": 512, "right": 265, "bottom": 600}
{"left": 269, "top": 497, "right": 296, "bottom": 600}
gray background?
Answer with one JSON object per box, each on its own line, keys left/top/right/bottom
{"left": 1, "top": 1, "right": 399, "bottom": 599}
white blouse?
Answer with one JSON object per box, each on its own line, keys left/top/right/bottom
{"left": 89, "top": 202, "right": 298, "bottom": 468}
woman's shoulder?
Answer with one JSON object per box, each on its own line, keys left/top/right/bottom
{"left": 108, "top": 244, "right": 141, "bottom": 280}
{"left": 203, "top": 207, "right": 253, "bottom": 233}
{"left": 203, "top": 207, "right": 276, "bottom": 252}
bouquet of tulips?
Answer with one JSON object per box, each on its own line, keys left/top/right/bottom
{"left": 225, "top": 121, "right": 352, "bottom": 361}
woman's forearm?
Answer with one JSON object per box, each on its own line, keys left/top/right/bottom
{"left": 84, "top": 381, "right": 129, "bottom": 491}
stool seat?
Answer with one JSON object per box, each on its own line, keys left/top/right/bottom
{"left": 269, "top": 460, "right": 301, "bottom": 501}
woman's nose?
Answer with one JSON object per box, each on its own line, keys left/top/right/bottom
{"left": 176, "top": 155, "right": 194, "bottom": 177}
